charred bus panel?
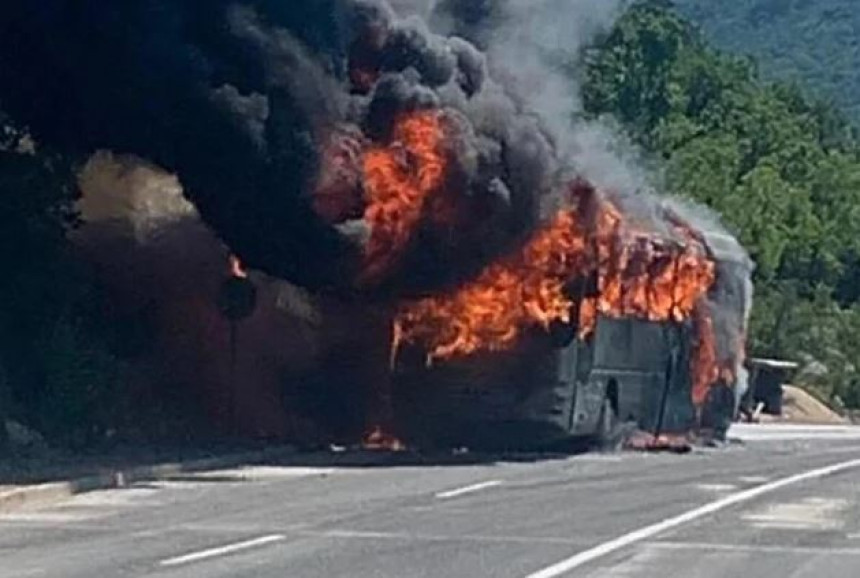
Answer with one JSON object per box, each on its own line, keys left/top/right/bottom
{"left": 577, "top": 318, "right": 696, "bottom": 436}
{"left": 393, "top": 316, "right": 698, "bottom": 449}
{"left": 701, "top": 231, "right": 756, "bottom": 433}
{"left": 393, "top": 339, "right": 576, "bottom": 448}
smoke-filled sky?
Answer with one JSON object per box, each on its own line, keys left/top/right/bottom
{"left": 0, "top": 0, "right": 643, "bottom": 297}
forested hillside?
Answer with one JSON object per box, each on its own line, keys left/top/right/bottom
{"left": 584, "top": 0, "right": 860, "bottom": 407}
{"left": 674, "top": 0, "right": 860, "bottom": 123}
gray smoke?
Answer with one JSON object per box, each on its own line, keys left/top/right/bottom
{"left": 73, "top": 154, "right": 327, "bottom": 439}
{"left": 430, "top": 0, "right": 647, "bottom": 196}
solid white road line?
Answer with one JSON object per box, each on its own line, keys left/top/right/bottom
{"left": 649, "top": 541, "right": 860, "bottom": 556}
{"left": 435, "top": 480, "right": 503, "bottom": 499}
{"left": 305, "top": 529, "right": 582, "bottom": 545}
{"left": 730, "top": 423, "right": 860, "bottom": 441}
{"left": 524, "top": 457, "right": 860, "bottom": 578}
{"left": 159, "top": 534, "right": 286, "bottom": 567}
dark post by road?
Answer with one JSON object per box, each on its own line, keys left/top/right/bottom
{"left": 217, "top": 274, "right": 258, "bottom": 435}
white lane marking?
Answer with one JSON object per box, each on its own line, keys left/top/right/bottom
{"left": 435, "top": 480, "right": 503, "bottom": 499}
{"left": 159, "top": 534, "right": 286, "bottom": 567}
{"left": 191, "top": 466, "right": 335, "bottom": 481}
{"left": 695, "top": 483, "right": 738, "bottom": 493}
{"left": 303, "top": 529, "right": 584, "bottom": 545}
{"left": 67, "top": 487, "right": 160, "bottom": 506}
{"left": 731, "top": 423, "right": 860, "bottom": 441}
{"left": 524, "top": 457, "right": 860, "bottom": 578}
{"left": 5, "top": 570, "right": 47, "bottom": 577}
{"left": 743, "top": 497, "right": 848, "bottom": 530}
{"left": 738, "top": 476, "right": 770, "bottom": 484}
{"left": 0, "top": 512, "right": 101, "bottom": 523}
{"left": 650, "top": 541, "right": 860, "bottom": 556}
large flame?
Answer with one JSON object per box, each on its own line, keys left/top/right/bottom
{"left": 393, "top": 208, "right": 589, "bottom": 362}
{"left": 393, "top": 185, "right": 723, "bottom": 405}
{"left": 691, "top": 304, "right": 719, "bottom": 406}
{"left": 312, "top": 107, "right": 728, "bottom": 409}
{"left": 360, "top": 110, "right": 446, "bottom": 283}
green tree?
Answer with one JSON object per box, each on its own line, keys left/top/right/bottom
{"left": 0, "top": 111, "right": 125, "bottom": 448}
{"left": 585, "top": 0, "right": 860, "bottom": 408}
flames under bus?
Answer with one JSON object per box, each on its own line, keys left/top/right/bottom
{"left": 391, "top": 232, "right": 753, "bottom": 450}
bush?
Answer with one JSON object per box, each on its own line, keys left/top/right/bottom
{"left": 35, "top": 319, "right": 126, "bottom": 448}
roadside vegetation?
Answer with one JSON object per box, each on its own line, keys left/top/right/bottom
{"left": 0, "top": 117, "right": 130, "bottom": 452}
{"left": 583, "top": 0, "right": 860, "bottom": 408}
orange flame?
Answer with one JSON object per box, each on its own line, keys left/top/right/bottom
{"left": 393, "top": 188, "right": 722, "bottom": 405}
{"left": 360, "top": 110, "right": 446, "bottom": 283}
{"left": 690, "top": 304, "right": 719, "bottom": 406}
{"left": 394, "top": 209, "right": 589, "bottom": 363}
{"left": 311, "top": 109, "right": 728, "bottom": 408}
{"left": 362, "top": 425, "right": 406, "bottom": 452}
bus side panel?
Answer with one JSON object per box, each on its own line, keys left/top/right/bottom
{"left": 569, "top": 318, "right": 698, "bottom": 435}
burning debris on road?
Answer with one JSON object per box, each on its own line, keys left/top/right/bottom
{"left": 0, "top": 0, "right": 754, "bottom": 449}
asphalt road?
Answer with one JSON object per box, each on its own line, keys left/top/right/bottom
{"left": 2, "top": 423, "right": 860, "bottom": 578}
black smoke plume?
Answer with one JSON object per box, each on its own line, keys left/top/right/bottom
{"left": 0, "top": 0, "right": 568, "bottom": 296}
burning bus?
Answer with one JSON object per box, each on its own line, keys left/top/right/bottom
{"left": 388, "top": 183, "right": 754, "bottom": 449}
{"left": 0, "top": 1, "right": 755, "bottom": 448}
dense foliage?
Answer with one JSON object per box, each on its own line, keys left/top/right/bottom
{"left": 0, "top": 116, "right": 127, "bottom": 451}
{"left": 583, "top": 0, "right": 860, "bottom": 407}
{"left": 674, "top": 0, "right": 860, "bottom": 124}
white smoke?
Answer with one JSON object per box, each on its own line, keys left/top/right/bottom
{"left": 76, "top": 152, "right": 197, "bottom": 244}
{"left": 382, "top": 0, "right": 650, "bottom": 207}
{"left": 459, "top": 0, "right": 648, "bottom": 194}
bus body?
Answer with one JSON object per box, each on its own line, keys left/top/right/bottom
{"left": 391, "top": 230, "right": 753, "bottom": 450}
{"left": 392, "top": 316, "right": 699, "bottom": 449}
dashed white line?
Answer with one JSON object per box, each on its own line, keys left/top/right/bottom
{"left": 435, "top": 480, "right": 503, "bottom": 499}
{"left": 524, "top": 457, "right": 860, "bottom": 578}
{"left": 738, "top": 475, "right": 770, "bottom": 484}
{"left": 695, "top": 483, "right": 738, "bottom": 493}
{"left": 159, "top": 534, "right": 286, "bottom": 567}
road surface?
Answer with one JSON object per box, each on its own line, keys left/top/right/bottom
{"left": 1, "top": 424, "right": 860, "bottom": 578}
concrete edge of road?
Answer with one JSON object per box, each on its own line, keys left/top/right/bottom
{"left": 0, "top": 446, "right": 298, "bottom": 514}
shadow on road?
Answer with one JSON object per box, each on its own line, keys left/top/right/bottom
{"left": 0, "top": 438, "right": 598, "bottom": 490}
